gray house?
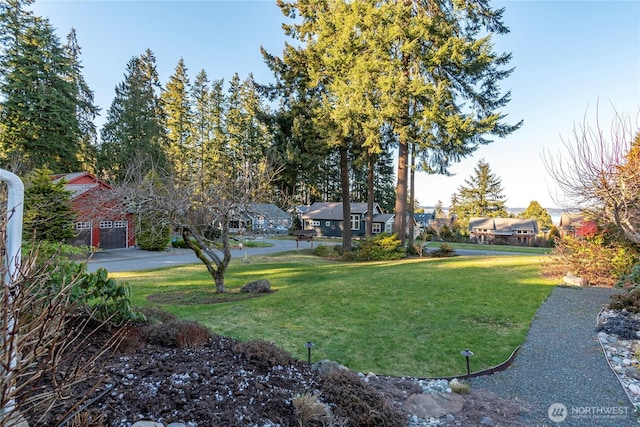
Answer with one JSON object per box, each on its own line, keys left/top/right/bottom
{"left": 302, "top": 202, "right": 393, "bottom": 238}
{"left": 468, "top": 217, "right": 539, "bottom": 246}
{"left": 230, "top": 203, "right": 290, "bottom": 232}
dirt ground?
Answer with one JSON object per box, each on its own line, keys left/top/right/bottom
{"left": 24, "top": 325, "right": 532, "bottom": 427}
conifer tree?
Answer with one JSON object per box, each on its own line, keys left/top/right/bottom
{"left": 0, "top": 1, "right": 83, "bottom": 173}
{"left": 23, "top": 168, "right": 76, "bottom": 242}
{"left": 162, "top": 58, "right": 194, "bottom": 180}
{"left": 273, "top": 0, "right": 521, "bottom": 244}
{"left": 64, "top": 28, "right": 100, "bottom": 172}
{"left": 450, "top": 159, "right": 508, "bottom": 230}
{"left": 98, "top": 50, "right": 167, "bottom": 182}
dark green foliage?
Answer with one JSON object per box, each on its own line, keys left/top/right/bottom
{"left": 23, "top": 168, "right": 76, "bottom": 242}
{"left": 319, "top": 370, "right": 405, "bottom": 427}
{"left": 98, "top": 50, "right": 167, "bottom": 182}
{"left": 0, "top": 3, "right": 83, "bottom": 172}
{"left": 136, "top": 213, "right": 171, "bottom": 251}
{"left": 354, "top": 233, "right": 406, "bottom": 261}
{"left": 74, "top": 268, "right": 145, "bottom": 326}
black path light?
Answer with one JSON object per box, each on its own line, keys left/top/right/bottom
{"left": 305, "top": 341, "right": 315, "bottom": 364}
{"left": 460, "top": 349, "right": 474, "bottom": 379}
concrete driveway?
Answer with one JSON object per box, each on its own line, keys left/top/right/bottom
{"left": 86, "top": 238, "right": 309, "bottom": 272}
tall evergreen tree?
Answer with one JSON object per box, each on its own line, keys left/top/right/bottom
{"left": 0, "top": 2, "right": 83, "bottom": 173}
{"left": 64, "top": 28, "right": 100, "bottom": 172}
{"left": 162, "top": 58, "right": 194, "bottom": 180}
{"left": 191, "top": 70, "right": 226, "bottom": 176}
{"left": 450, "top": 159, "right": 508, "bottom": 230}
{"left": 98, "top": 49, "right": 166, "bottom": 182}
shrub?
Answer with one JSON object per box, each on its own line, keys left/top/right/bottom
{"left": 429, "top": 243, "right": 456, "bottom": 258}
{"left": 319, "top": 370, "right": 405, "bottom": 427}
{"left": 608, "top": 290, "right": 640, "bottom": 314}
{"left": 74, "top": 268, "right": 145, "bottom": 326}
{"left": 313, "top": 244, "right": 344, "bottom": 258}
{"left": 542, "top": 234, "right": 636, "bottom": 287}
{"left": 235, "top": 339, "right": 293, "bottom": 368}
{"left": 354, "top": 233, "right": 406, "bottom": 261}
{"left": 146, "top": 319, "right": 212, "bottom": 349}
{"left": 292, "top": 392, "right": 332, "bottom": 427}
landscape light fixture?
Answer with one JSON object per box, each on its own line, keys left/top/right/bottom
{"left": 460, "top": 348, "right": 474, "bottom": 379}
{"left": 305, "top": 341, "right": 315, "bottom": 364}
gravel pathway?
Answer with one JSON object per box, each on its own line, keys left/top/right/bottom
{"left": 471, "top": 286, "right": 639, "bottom": 426}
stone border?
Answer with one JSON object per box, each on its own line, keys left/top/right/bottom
{"left": 596, "top": 306, "right": 640, "bottom": 413}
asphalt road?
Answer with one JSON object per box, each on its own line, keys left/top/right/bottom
{"left": 86, "top": 239, "right": 532, "bottom": 273}
{"left": 85, "top": 238, "right": 312, "bottom": 272}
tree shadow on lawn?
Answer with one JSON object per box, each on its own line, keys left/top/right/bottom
{"left": 147, "top": 289, "right": 276, "bottom": 305}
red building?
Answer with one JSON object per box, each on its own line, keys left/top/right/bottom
{"left": 51, "top": 172, "right": 135, "bottom": 249}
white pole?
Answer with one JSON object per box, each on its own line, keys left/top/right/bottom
{"left": 0, "top": 169, "right": 24, "bottom": 419}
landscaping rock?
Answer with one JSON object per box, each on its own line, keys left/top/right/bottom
{"left": 563, "top": 273, "right": 587, "bottom": 286}
{"left": 240, "top": 279, "right": 271, "bottom": 293}
{"left": 312, "top": 359, "right": 347, "bottom": 375}
{"left": 403, "top": 391, "right": 465, "bottom": 418}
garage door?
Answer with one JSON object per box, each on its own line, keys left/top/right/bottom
{"left": 99, "top": 220, "right": 127, "bottom": 249}
{"left": 69, "top": 221, "right": 92, "bottom": 247}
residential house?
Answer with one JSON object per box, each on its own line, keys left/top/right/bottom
{"left": 468, "top": 217, "right": 539, "bottom": 246}
{"left": 302, "top": 202, "right": 394, "bottom": 238}
{"left": 52, "top": 172, "right": 135, "bottom": 249}
{"left": 558, "top": 212, "right": 597, "bottom": 238}
{"left": 229, "top": 203, "right": 290, "bottom": 232}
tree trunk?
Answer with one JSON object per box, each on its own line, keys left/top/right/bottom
{"left": 340, "top": 146, "right": 352, "bottom": 251}
{"left": 366, "top": 155, "right": 374, "bottom": 237}
{"left": 394, "top": 138, "right": 408, "bottom": 244}
{"left": 408, "top": 142, "right": 416, "bottom": 247}
{"left": 182, "top": 227, "right": 228, "bottom": 293}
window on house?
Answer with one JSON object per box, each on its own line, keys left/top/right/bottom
{"left": 114, "top": 220, "right": 127, "bottom": 228}
{"left": 325, "top": 221, "right": 330, "bottom": 227}
{"left": 350, "top": 214, "right": 360, "bottom": 230}
{"left": 311, "top": 220, "right": 320, "bottom": 226}
{"left": 100, "top": 221, "right": 113, "bottom": 229}
{"left": 75, "top": 221, "right": 91, "bottom": 230}
{"left": 372, "top": 223, "right": 381, "bottom": 233}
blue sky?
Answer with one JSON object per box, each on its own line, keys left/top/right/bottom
{"left": 32, "top": 0, "right": 640, "bottom": 209}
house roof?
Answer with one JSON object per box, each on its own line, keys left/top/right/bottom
{"left": 373, "top": 213, "right": 394, "bottom": 223}
{"left": 245, "top": 203, "right": 288, "bottom": 218}
{"left": 51, "top": 171, "right": 108, "bottom": 198}
{"left": 469, "top": 217, "right": 539, "bottom": 234}
{"left": 303, "top": 202, "right": 381, "bottom": 220}
{"left": 558, "top": 212, "right": 585, "bottom": 227}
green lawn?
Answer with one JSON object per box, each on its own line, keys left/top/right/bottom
{"left": 112, "top": 252, "right": 556, "bottom": 378}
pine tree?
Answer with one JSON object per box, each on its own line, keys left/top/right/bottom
{"left": 98, "top": 50, "right": 167, "bottom": 182}
{"left": 0, "top": 2, "right": 83, "bottom": 173}
{"left": 451, "top": 160, "right": 508, "bottom": 226}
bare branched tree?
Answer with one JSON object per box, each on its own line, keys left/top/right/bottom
{"left": 543, "top": 107, "right": 640, "bottom": 245}
{"left": 118, "top": 158, "right": 281, "bottom": 293}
